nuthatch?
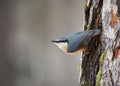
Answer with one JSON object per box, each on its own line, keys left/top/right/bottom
{"left": 52, "top": 29, "right": 100, "bottom": 55}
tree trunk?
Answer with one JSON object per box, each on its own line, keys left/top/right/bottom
{"left": 79, "top": 0, "right": 120, "bottom": 86}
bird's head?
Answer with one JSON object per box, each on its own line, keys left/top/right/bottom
{"left": 52, "top": 39, "right": 68, "bottom": 54}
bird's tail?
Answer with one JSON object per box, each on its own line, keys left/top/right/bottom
{"left": 92, "top": 29, "right": 100, "bottom": 37}
{"left": 84, "top": 29, "right": 100, "bottom": 45}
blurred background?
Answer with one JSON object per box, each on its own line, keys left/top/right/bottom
{"left": 1, "top": 0, "right": 84, "bottom": 86}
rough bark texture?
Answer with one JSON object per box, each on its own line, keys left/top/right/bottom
{"left": 79, "top": 0, "right": 120, "bottom": 86}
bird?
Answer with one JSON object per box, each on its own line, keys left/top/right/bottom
{"left": 52, "top": 29, "right": 100, "bottom": 55}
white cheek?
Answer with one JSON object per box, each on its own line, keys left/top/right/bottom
{"left": 54, "top": 43, "right": 67, "bottom": 51}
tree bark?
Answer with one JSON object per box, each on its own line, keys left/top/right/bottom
{"left": 79, "top": 0, "right": 120, "bottom": 86}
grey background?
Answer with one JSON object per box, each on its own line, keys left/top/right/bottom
{"left": 1, "top": 0, "right": 84, "bottom": 86}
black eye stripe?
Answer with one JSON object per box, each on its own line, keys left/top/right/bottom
{"left": 51, "top": 40, "right": 68, "bottom": 43}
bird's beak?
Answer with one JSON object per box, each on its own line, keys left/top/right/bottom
{"left": 51, "top": 40, "right": 60, "bottom": 43}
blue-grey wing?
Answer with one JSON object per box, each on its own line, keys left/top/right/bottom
{"left": 66, "top": 30, "right": 100, "bottom": 53}
{"left": 67, "top": 31, "right": 88, "bottom": 53}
